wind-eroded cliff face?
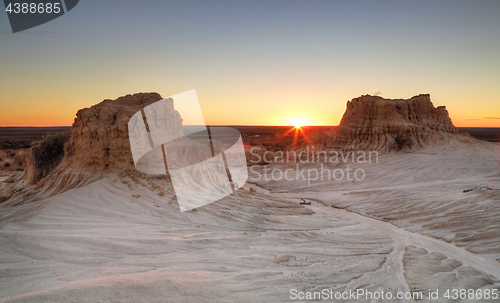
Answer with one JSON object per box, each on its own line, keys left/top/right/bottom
{"left": 325, "top": 94, "right": 458, "bottom": 152}
{"left": 23, "top": 92, "right": 165, "bottom": 189}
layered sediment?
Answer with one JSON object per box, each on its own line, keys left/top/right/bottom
{"left": 324, "top": 94, "right": 458, "bottom": 152}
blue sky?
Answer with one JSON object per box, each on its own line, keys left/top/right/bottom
{"left": 0, "top": 0, "right": 499, "bottom": 126}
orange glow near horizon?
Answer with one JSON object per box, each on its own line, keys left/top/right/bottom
{"left": 0, "top": 92, "right": 499, "bottom": 128}
{"left": 0, "top": 109, "right": 74, "bottom": 127}
{"left": 287, "top": 117, "right": 312, "bottom": 129}
{"left": 2, "top": 110, "right": 500, "bottom": 128}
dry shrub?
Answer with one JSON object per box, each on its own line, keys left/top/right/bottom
{"left": 30, "top": 131, "right": 70, "bottom": 179}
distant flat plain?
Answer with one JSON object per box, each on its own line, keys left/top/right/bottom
{"left": 0, "top": 126, "right": 497, "bottom": 150}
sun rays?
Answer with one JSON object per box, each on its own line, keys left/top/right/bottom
{"left": 271, "top": 116, "right": 315, "bottom": 150}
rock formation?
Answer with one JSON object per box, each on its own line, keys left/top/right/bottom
{"left": 322, "top": 94, "right": 458, "bottom": 152}
{"left": 25, "top": 93, "right": 169, "bottom": 185}
{"left": 1, "top": 93, "right": 168, "bottom": 207}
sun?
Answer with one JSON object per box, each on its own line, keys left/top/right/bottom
{"left": 287, "top": 117, "right": 311, "bottom": 128}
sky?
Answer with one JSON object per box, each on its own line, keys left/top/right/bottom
{"left": 0, "top": 0, "right": 499, "bottom": 127}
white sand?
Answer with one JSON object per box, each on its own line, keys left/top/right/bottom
{"left": 0, "top": 137, "right": 499, "bottom": 302}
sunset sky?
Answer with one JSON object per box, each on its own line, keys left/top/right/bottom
{"left": 0, "top": 0, "right": 499, "bottom": 127}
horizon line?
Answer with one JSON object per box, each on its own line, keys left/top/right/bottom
{"left": 0, "top": 125, "right": 499, "bottom": 128}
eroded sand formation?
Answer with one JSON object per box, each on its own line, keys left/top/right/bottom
{"left": 0, "top": 93, "right": 165, "bottom": 211}
{"left": 321, "top": 94, "right": 458, "bottom": 152}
